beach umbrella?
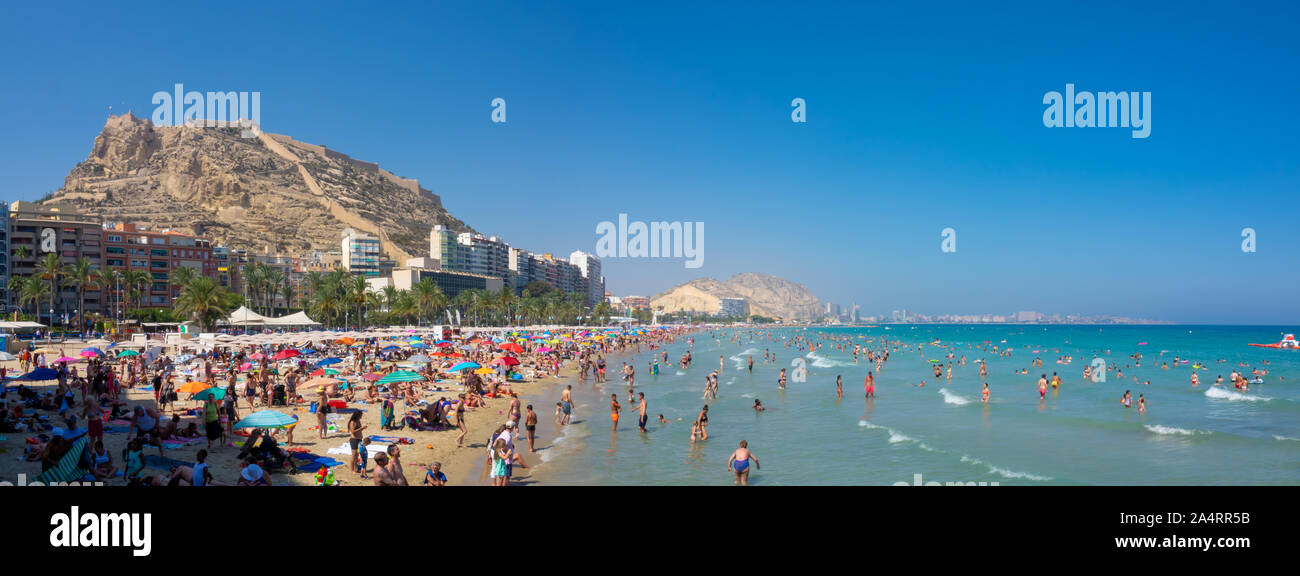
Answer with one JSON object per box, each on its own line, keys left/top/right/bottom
{"left": 498, "top": 343, "right": 524, "bottom": 353}
{"left": 362, "top": 373, "right": 383, "bottom": 382}
{"left": 176, "top": 354, "right": 196, "bottom": 363}
{"left": 492, "top": 356, "right": 520, "bottom": 366}
{"left": 80, "top": 347, "right": 104, "bottom": 358}
{"left": 314, "top": 357, "right": 342, "bottom": 367}
{"left": 54, "top": 356, "right": 81, "bottom": 364}
{"left": 408, "top": 354, "right": 431, "bottom": 363}
{"left": 448, "top": 361, "right": 480, "bottom": 372}
{"left": 248, "top": 352, "right": 266, "bottom": 360}
{"left": 190, "top": 387, "right": 227, "bottom": 401}
{"left": 309, "top": 368, "right": 341, "bottom": 377}
{"left": 535, "top": 347, "right": 553, "bottom": 353}
{"left": 409, "top": 342, "right": 429, "bottom": 349}
{"left": 178, "top": 381, "right": 211, "bottom": 395}
{"left": 434, "top": 340, "right": 452, "bottom": 347}
{"left": 473, "top": 367, "right": 495, "bottom": 375}
{"left": 377, "top": 371, "right": 424, "bottom": 385}
{"left": 380, "top": 345, "right": 399, "bottom": 352}
{"left": 18, "top": 368, "right": 58, "bottom": 381}
{"left": 235, "top": 410, "right": 298, "bottom": 430}
{"left": 271, "top": 349, "right": 301, "bottom": 361}
{"left": 303, "top": 376, "right": 342, "bottom": 388}
{"left": 335, "top": 337, "right": 356, "bottom": 345}
{"left": 32, "top": 347, "right": 59, "bottom": 354}
{"left": 0, "top": 351, "right": 16, "bottom": 362}
{"left": 239, "top": 362, "right": 253, "bottom": 372}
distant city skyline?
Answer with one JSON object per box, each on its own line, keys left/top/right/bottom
{"left": 2, "top": 1, "right": 1296, "bottom": 324}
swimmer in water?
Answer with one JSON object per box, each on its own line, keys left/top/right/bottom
{"left": 1038, "top": 374, "right": 1048, "bottom": 399}
{"left": 1121, "top": 390, "right": 1132, "bottom": 408}
{"left": 836, "top": 375, "right": 843, "bottom": 399}
{"left": 1137, "top": 394, "right": 1146, "bottom": 414}
{"left": 753, "top": 399, "right": 764, "bottom": 413}
{"left": 981, "top": 382, "right": 990, "bottom": 403}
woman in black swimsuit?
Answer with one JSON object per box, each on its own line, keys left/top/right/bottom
{"left": 696, "top": 405, "right": 710, "bottom": 441}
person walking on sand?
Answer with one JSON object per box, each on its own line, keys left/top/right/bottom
{"left": 455, "top": 394, "right": 468, "bottom": 447}
{"left": 728, "top": 440, "right": 759, "bottom": 485}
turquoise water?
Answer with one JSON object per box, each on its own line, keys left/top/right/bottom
{"left": 527, "top": 326, "right": 1300, "bottom": 485}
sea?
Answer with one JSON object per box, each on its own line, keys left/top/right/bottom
{"left": 520, "top": 325, "right": 1300, "bottom": 486}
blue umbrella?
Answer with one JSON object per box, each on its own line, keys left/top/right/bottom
{"left": 448, "top": 361, "right": 480, "bottom": 372}
{"left": 234, "top": 410, "right": 299, "bottom": 429}
{"left": 19, "top": 368, "right": 59, "bottom": 381}
{"left": 191, "top": 387, "right": 227, "bottom": 401}
{"left": 315, "top": 357, "right": 343, "bottom": 367}
{"left": 381, "top": 345, "right": 399, "bottom": 352}
{"left": 409, "top": 342, "right": 429, "bottom": 349}
{"left": 297, "top": 348, "right": 319, "bottom": 356}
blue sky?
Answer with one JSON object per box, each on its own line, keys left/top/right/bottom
{"left": 2, "top": 1, "right": 1297, "bottom": 323}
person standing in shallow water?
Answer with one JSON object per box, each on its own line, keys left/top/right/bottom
{"left": 728, "top": 440, "right": 759, "bottom": 485}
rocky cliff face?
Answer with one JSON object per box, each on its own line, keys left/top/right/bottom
{"left": 650, "top": 273, "right": 822, "bottom": 320}
{"left": 47, "top": 113, "right": 472, "bottom": 260}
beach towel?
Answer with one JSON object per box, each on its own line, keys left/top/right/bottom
{"left": 368, "top": 435, "right": 414, "bottom": 444}
{"left": 143, "top": 454, "right": 191, "bottom": 470}
{"left": 103, "top": 426, "right": 130, "bottom": 434}
{"left": 324, "top": 442, "right": 391, "bottom": 458}
{"left": 33, "top": 436, "right": 89, "bottom": 485}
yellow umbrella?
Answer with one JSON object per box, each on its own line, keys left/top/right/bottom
{"left": 473, "top": 367, "right": 495, "bottom": 375}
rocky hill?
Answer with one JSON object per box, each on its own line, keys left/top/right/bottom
{"left": 45, "top": 113, "right": 472, "bottom": 260}
{"left": 650, "top": 273, "right": 822, "bottom": 320}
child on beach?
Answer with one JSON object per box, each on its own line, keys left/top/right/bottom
{"left": 357, "top": 437, "right": 371, "bottom": 478}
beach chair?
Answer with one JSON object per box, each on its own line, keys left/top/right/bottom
{"left": 33, "top": 436, "right": 89, "bottom": 485}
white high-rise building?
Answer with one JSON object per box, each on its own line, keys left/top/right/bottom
{"left": 341, "top": 228, "right": 380, "bottom": 276}
{"left": 569, "top": 250, "right": 605, "bottom": 308}
{"left": 431, "top": 225, "right": 510, "bottom": 281}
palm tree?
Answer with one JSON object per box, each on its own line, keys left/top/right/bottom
{"left": 344, "top": 275, "right": 368, "bottom": 327}
{"left": 264, "top": 268, "right": 285, "bottom": 315}
{"left": 34, "top": 253, "right": 64, "bottom": 325}
{"left": 169, "top": 265, "right": 198, "bottom": 293}
{"left": 410, "top": 278, "right": 446, "bottom": 325}
{"left": 239, "top": 262, "right": 262, "bottom": 312}
{"left": 310, "top": 287, "right": 341, "bottom": 328}
{"left": 94, "top": 268, "right": 121, "bottom": 324}
{"left": 8, "top": 276, "right": 33, "bottom": 318}
{"left": 16, "top": 277, "right": 50, "bottom": 320}
{"left": 63, "top": 257, "right": 98, "bottom": 332}
{"left": 174, "top": 276, "right": 232, "bottom": 332}
{"left": 121, "top": 269, "right": 151, "bottom": 319}
{"left": 280, "top": 282, "right": 295, "bottom": 311}
{"left": 382, "top": 285, "right": 400, "bottom": 313}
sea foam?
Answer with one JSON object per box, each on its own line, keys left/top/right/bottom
{"left": 1205, "top": 387, "right": 1269, "bottom": 402}
{"left": 1145, "top": 425, "right": 1210, "bottom": 436}
{"left": 960, "top": 455, "right": 1052, "bottom": 481}
{"left": 939, "top": 388, "right": 970, "bottom": 405}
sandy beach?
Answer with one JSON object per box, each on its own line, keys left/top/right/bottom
{"left": 0, "top": 341, "right": 550, "bottom": 486}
